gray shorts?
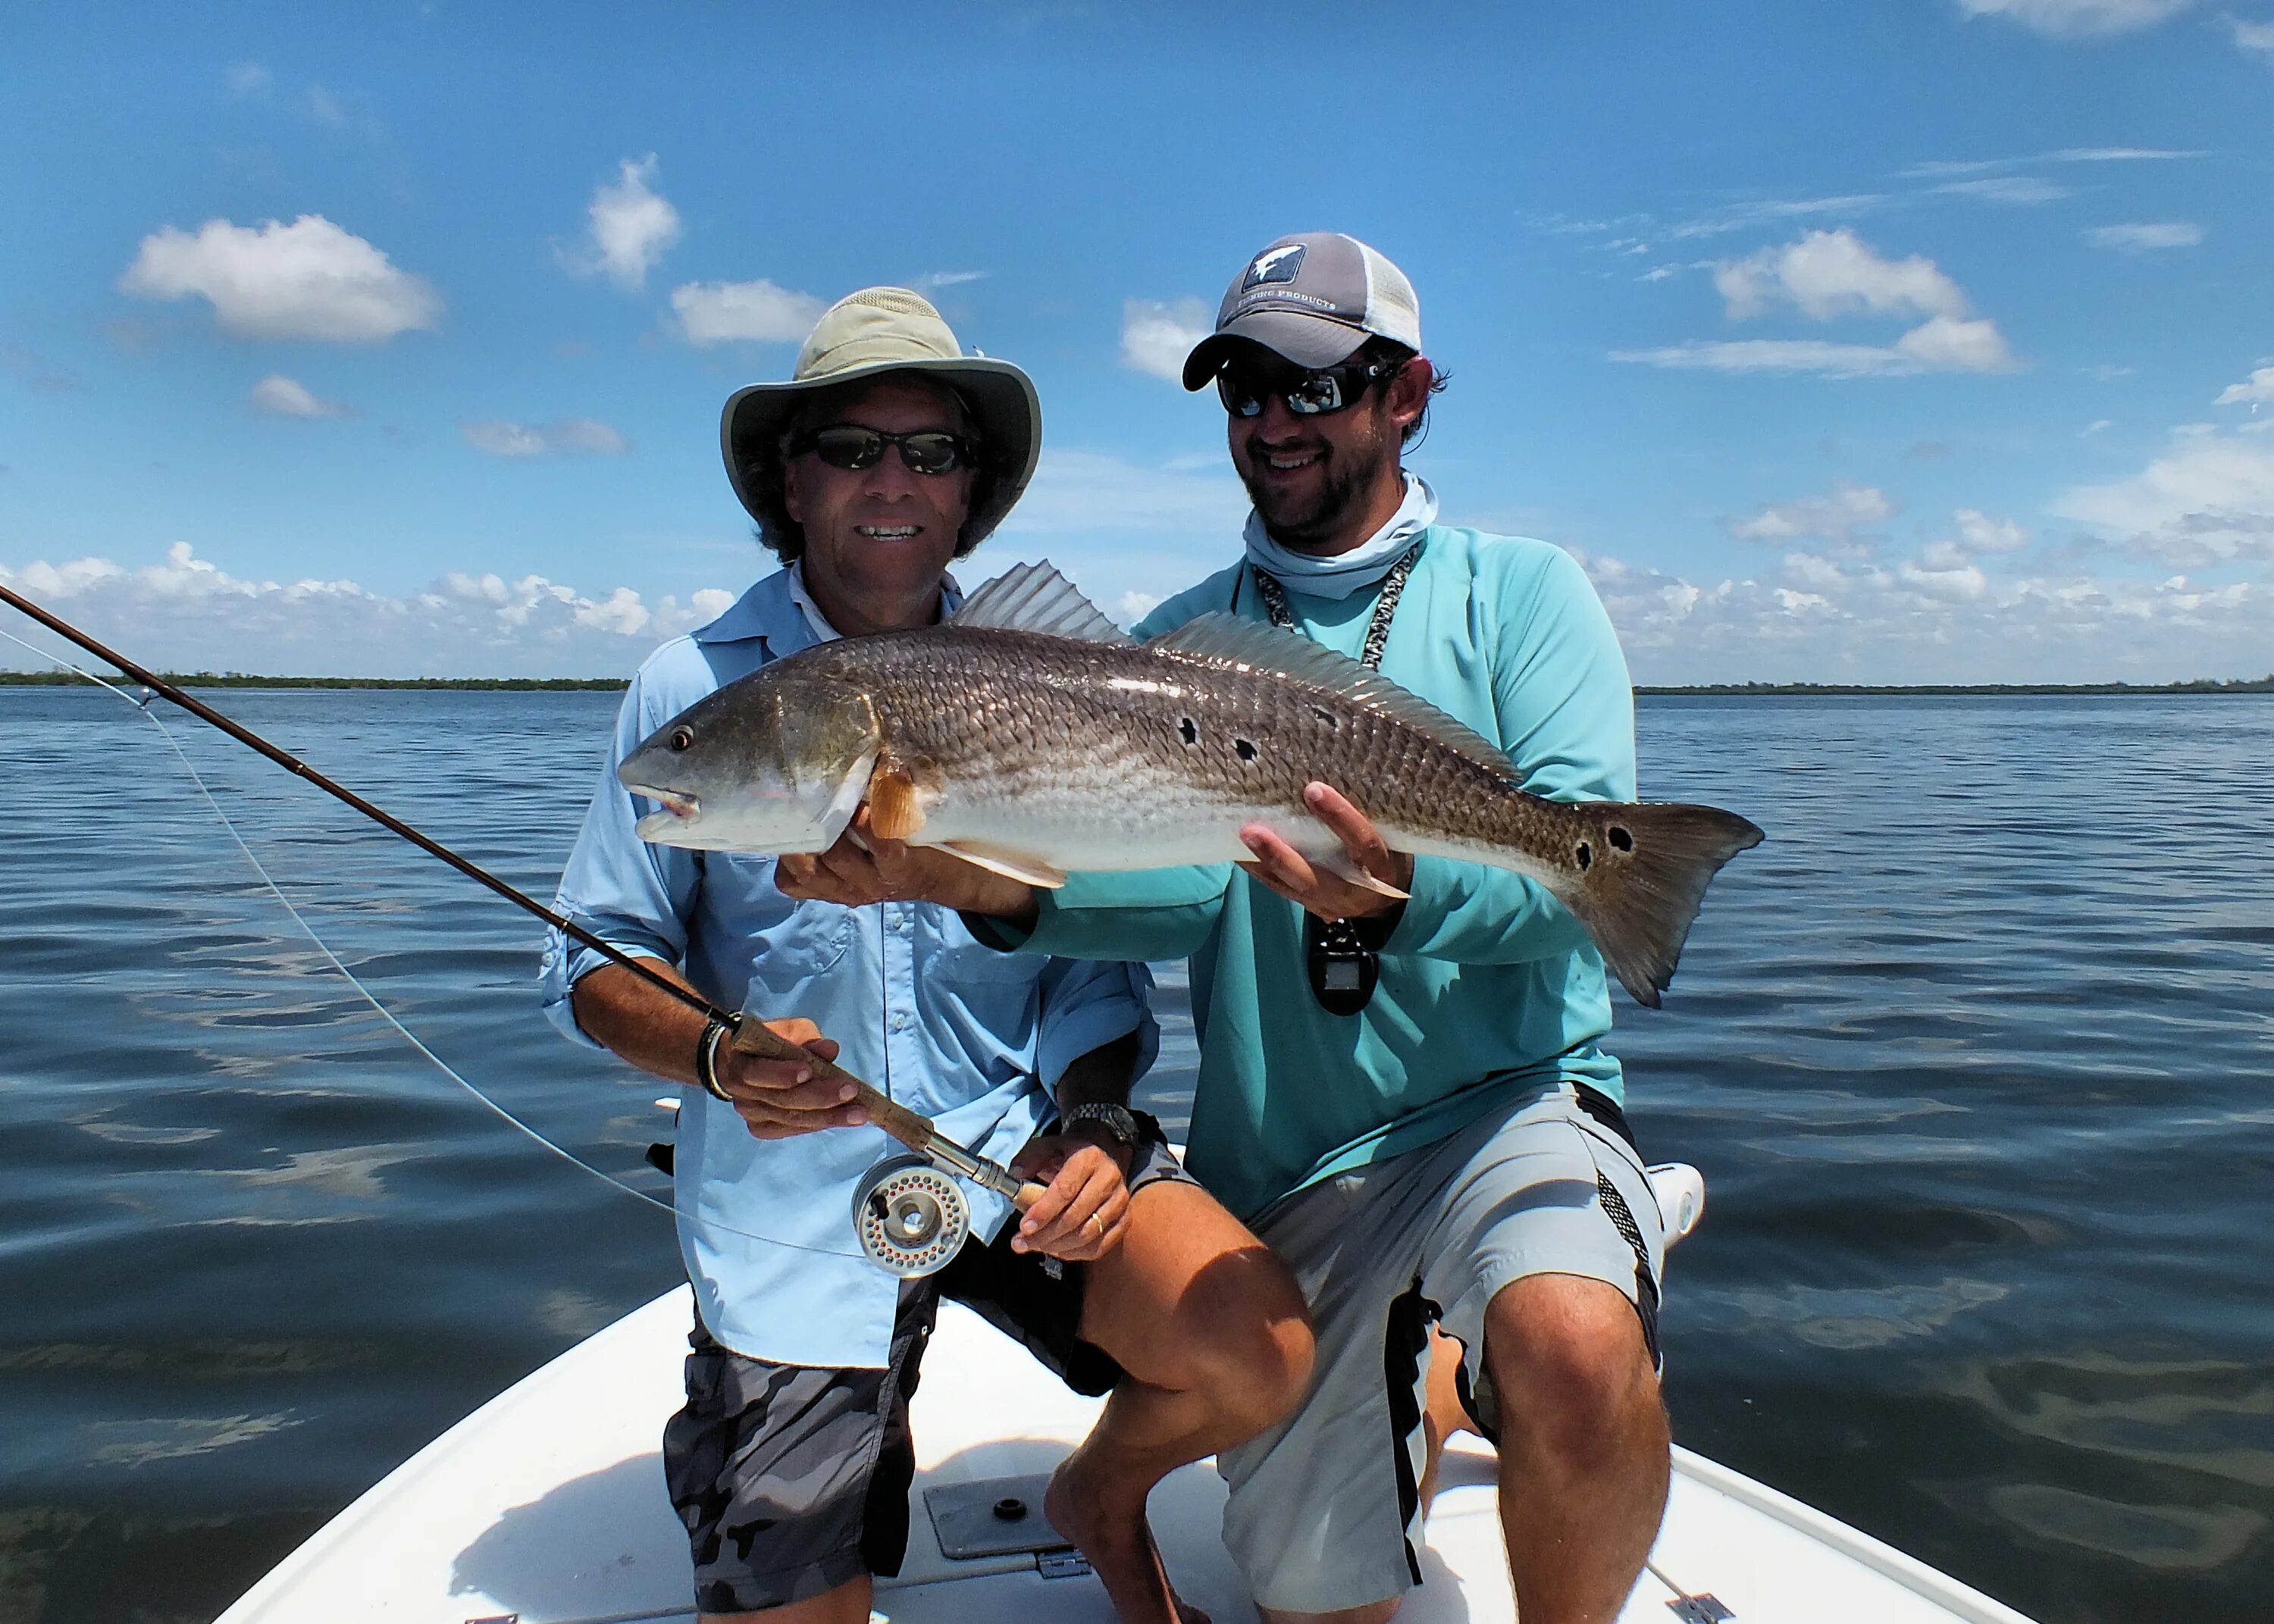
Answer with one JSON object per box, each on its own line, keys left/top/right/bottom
{"left": 663, "top": 1128, "right": 1195, "bottom": 1614}
{"left": 1217, "top": 1082, "right": 1666, "bottom": 1615}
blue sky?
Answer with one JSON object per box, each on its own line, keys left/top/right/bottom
{"left": 2, "top": 0, "right": 2269, "bottom": 682}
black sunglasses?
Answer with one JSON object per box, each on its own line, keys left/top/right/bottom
{"left": 1216, "top": 355, "right": 1403, "bottom": 420}
{"left": 788, "top": 424, "right": 977, "bottom": 475}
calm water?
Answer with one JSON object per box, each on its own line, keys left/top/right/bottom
{"left": 0, "top": 687, "right": 2268, "bottom": 1624}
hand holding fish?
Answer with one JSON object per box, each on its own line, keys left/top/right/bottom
{"left": 1239, "top": 782, "right": 1415, "bottom": 922}
{"left": 713, "top": 1017, "right": 870, "bottom": 1141}
{"left": 776, "top": 806, "right": 1038, "bottom": 922}
{"left": 1006, "top": 1131, "right": 1134, "bottom": 1262}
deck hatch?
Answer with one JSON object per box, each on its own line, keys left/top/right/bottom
{"left": 923, "top": 1473, "right": 1077, "bottom": 1561}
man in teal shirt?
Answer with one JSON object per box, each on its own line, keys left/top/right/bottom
{"left": 784, "top": 235, "right": 1670, "bottom": 1624}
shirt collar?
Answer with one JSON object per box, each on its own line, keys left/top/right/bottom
{"left": 691, "top": 561, "right": 965, "bottom": 653}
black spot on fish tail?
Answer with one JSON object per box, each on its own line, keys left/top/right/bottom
{"left": 1560, "top": 804, "right": 1765, "bottom": 1009}
{"left": 1179, "top": 717, "right": 1198, "bottom": 746}
{"left": 1235, "top": 738, "right": 1258, "bottom": 762}
{"left": 1576, "top": 840, "right": 1593, "bottom": 871}
{"left": 1311, "top": 706, "right": 1338, "bottom": 729}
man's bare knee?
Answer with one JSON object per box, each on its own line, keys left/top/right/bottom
{"left": 1157, "top": 1238, "right": 1315, "bottom": 1428}
{"left": 1482, "top": 1273, "right": 1661, "bottom": 1466}
{"left": 1092, "top": 1185, "right": 1314, "bottom": 1428}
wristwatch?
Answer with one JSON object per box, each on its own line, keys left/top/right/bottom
{"left": 1063, "top": 1103, "right": 1141, "bottom": 1149}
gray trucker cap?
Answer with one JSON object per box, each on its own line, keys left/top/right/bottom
{"left": 1179, "top": 232, "right": 1424, "bottom": 390}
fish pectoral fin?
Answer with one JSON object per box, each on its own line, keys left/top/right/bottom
{"left": 811, "top": 749, "right": 881, "bottom": 852}
{"left": 1314, "top": 850, "right": 1411, "bottom": 901}
{"left": 865, "top": 759, "right": 926, "bottom": 841}
{"left": 935, "top": 840, "right": 1070, "bottom": 890}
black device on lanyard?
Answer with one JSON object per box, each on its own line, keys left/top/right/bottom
{"left": 1248, "top": 542, "right": 1424, "bottom": 1017}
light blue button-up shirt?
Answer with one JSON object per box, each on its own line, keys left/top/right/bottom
{"left": 540, "top": 563, "right": 1157, "bottom": 1368}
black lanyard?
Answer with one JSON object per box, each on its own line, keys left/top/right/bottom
{"left": 1245, "top": 541, "right": 1424, "bottom": 1015}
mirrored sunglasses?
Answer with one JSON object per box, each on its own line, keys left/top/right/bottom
{"left": 1216, "top": 355, "right": 1401, "bottom": 420}
{"left": 789, "top": 425, "right": 976, "bottom": 475}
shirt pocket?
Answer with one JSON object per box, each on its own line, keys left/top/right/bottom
{"left": 709, "top": 856, "right": 855, "bottom": 993}
{"left": 929, "top": 912, "right": 1041, "bottom": 986}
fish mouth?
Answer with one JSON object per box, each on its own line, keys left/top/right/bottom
{"left": 624, "top": 781, "right": 700, "bottom": 828}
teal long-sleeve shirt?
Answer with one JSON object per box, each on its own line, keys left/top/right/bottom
{"left": 977, "top": 527, "right": 1639, "bottom": 1223}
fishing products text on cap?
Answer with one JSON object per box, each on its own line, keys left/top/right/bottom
{"left": 1180, "top": 232, "right": 1424, "bottom": 389}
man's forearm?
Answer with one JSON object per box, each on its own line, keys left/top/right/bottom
{"left": 1052, "top": 1030, "right": 1143, "bottom": 1114}
{"left": 570, "top": 957, "right": 711, "bottom": 1085}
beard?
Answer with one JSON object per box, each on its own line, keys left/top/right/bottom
{"left": 1236, "top": 407, "right": 1397, "bottom": 552}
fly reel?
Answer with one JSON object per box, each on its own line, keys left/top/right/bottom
{"left": 852, "top": 1154, "right": 972, "bottom": 1278}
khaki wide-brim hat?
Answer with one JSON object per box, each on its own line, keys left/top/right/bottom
{"left": 720, "top": 286, "right": 1041, "bottom": 545}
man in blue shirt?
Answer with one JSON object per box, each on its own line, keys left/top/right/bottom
{"left": 791, "top": 240, "right": 1674, "bottom": 1624}
{"left": 543, "top": 287, "right": 1311, "bottom": 1624}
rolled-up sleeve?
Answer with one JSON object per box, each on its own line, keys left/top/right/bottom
{"left": 539, "top": 671, "right": 704, "bottom": 1048}
{"left": 1032, "top": 955, "right": 1158, "bottom": 1094}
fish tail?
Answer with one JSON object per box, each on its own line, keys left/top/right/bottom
{"left": 1554, "top": 803, "right": 1764, "bottom": 1009}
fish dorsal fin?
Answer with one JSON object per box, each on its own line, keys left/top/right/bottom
{"left": 1148, "top": 612, "right": 1515, "bottom": 776}
{"left": 951, "top": 560, "right": 1134, "bottom": 644}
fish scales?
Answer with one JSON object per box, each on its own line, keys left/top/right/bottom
{"left": 812, "top": 627, "right": 1532, "bottom": 868}
{"left": 620, "top": 605, "right": 1764, "bottom": 1006}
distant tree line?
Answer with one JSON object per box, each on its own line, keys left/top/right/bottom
{"left": 2, "top": 670, "right": 2269, "bottom": 696}
{"left": 0, "top": 671, "right": 630, "bottom": 690}
{"left": 1633, "top": 677, "right": 2274, "bottom": 696}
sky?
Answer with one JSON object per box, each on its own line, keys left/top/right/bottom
{"left": 1, "top": 0, "right": 2269, "bottom": 684}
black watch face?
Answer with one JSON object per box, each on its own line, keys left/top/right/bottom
{"left": 1306, "top": 914, "right": 1379, "bottom": 1016}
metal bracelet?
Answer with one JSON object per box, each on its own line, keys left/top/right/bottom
{"left": 694, "top": 1015, "right": 735, "bottom": 1102}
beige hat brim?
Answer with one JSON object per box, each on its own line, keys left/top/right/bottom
{"left": 720, "top": 356, "right": 1041, "bottom": 545}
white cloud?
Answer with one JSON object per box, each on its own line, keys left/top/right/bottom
{"left": 1953, "top": 508, "right": 2032, "bottom": 553}
{"left": 1933, "top": 176, "right": 2074, "bottom": 203}
{"left": 669, "top": 279, "right": 827, "bottom": 346}
{"left": 2215, "top": 366, "right": 2274, "bottom": 406}
{"left": 1716, "top": 230, "right": 1968, "bottom": 323}
{"left": 578, "top": 155, "right": 681, "bottom": 291}
{"left": 461, "top": 417, "right": 630, "bottom": 457}
{"left": 1894, "top": 314, "right": 2015, "bottom": 371}
{"left": 1662, "top": 194, "right": 1890, "bottom": 243}
{"left": 2055, "top": 424, "right": 2274, "bottom": 565}
{"left": 1613, "top": 333, "right": 2012, "bottom": 377}
{"left": 224, "top": 61, "right": 270, "bottom": 97}
{"left": 305, "top": 84, "right": 348, "bottom": 127}
{"left": 1897, "top": 559, "right": 1991, "bottom": 601}
{"left": 1954, "top": 0, "right": 2194, "bottom": 33}
{"left": 1900, "top": 148, "right": 2200, "bottom": 178}
{"left": 119, "top": 216, "right": 442, "bottom": 343}
{"left": 249, "top": 374, "right": 349, "bottom": 418}
{"left": 2084, "top": 221, "right": 2205, "bottom": 251}
{"left": 0, "top": 543, "right": 733, "bottom": 679}
{"left": 1639, "top": 230, "right": 2014, "bottom": 377}
{"left": 1565, "top": 543, "right": 2269, "bottom": 685}
{"left": 2237, "top": 17, "right": 2274, "bottom": 54}
{"left": 1120, "top": 298, "right": 1214, "bottom": 382}
{"left": 917, "top": 271, "right": 988, "bottom": 289}
{"left": 1726, "top": 482, "right": 1897, "bottom": 548}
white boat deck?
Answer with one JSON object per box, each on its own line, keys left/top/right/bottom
{"left": 218, "top": 1285, "right": 2038, "bottom": 1624}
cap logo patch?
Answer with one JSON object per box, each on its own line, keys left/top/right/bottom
{"left": 1242, "top": 244, "right": 1307, "bottom": 290}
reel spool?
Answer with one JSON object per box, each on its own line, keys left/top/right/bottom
{"left": 852, "top": 1154, "right": 972, "bottom": 1278}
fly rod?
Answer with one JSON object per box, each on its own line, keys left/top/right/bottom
{"left": 0, "top": 581, "right": 1036, "bottom": 1206}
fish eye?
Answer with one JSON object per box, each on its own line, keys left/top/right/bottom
{"left": 669, "top": 725, "right": 694, "bottom": 752}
